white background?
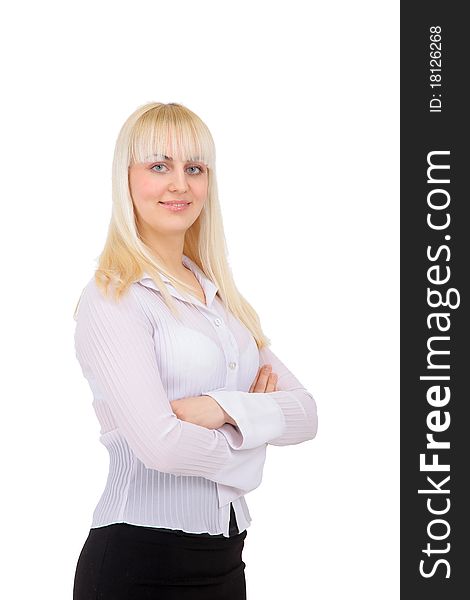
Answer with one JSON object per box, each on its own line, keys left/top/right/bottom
{"left": 0, "top": 1, "right": 399, "bottom": 598}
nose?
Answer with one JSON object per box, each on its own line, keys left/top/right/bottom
{"left": 168, "top": 166, "right": 189, "bottom": 193}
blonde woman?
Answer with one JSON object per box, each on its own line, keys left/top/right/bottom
{"left": 72, "top": 102, "right": 318, "bottom": 599}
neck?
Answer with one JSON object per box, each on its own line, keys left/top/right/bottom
{"left": 139, "top": 228, "right": 187, "bottom": 273}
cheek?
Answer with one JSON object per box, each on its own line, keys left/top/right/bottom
{"left": 195, "top": 178, "right": 209, "bottom": 199}
{"left": 131, "top": 176, "right": 161, "bottom": 202}
{"left": 140, "top": 180, "right": 159, "bottom": 199}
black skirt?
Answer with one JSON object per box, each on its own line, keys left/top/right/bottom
{"left": 73, "top": 503, "right": 247, "bottom": 599}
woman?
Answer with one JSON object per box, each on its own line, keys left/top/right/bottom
{"left": 72, "top": 101, "right": 318, "bottom": 599}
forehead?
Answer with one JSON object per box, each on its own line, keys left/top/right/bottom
{"left": 129, "top": 123, "right": 213, "bottom": 167}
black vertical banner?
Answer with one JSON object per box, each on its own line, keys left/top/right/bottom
{"left": 401, "top": 3, "right": 468, "bottom": 598}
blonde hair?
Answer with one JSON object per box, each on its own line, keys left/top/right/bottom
{"left": 75, "top": 101, "right": 270, "bottom": 349}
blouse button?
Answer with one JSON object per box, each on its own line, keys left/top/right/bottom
{"left": 214, "top": 318, "right": 222, "bottom": 326}
{"left": 229, "top": 361, "right": 237, "bottom": 370}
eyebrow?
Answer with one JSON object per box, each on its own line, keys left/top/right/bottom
{"left": 149, "top": 154, "right": 205, "bottom": 163}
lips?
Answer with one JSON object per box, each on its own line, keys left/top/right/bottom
{"left": 159, "top": 201, "right": 191, "bottom": 205}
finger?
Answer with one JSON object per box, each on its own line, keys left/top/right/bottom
{"left": 249, "top": 366, "right": 263, "bottom": 393}
{"left": 249, "top": 365, "right": 267, "bottom": 392}
{"left": 265, "top": 372, "right": 278, "bottom": 393}
{"left": 252, "top": 364, "right": 272, "bottom": 393}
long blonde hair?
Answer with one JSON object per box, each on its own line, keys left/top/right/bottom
{"left": 75, "top": 101, "right": 270, "bottom": 349}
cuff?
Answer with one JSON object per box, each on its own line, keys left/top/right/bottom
{"left": 206, "top": 389, "right": 286, "bottom": 450}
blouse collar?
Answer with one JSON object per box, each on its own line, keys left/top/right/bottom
{"left": 136, "top": 254, "right": 219, "bottom": 308}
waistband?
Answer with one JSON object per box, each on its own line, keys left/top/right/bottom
{"left": 130, "top": 502, "right": 240, "bottom": 539}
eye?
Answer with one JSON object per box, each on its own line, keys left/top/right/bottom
{"left": 150, "top": 163, "right": 206, "bottom": 175}
{"left": 150, "top": 163, "right": 168, "bottom": 173}
{"left": 187, "top": 165, "right": 205, "bottom": 175}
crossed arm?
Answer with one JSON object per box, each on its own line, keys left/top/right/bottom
{"left": 75, "top": 280, "right": 317, "bottom": 496}
{"left": 170, "top": 364, "right": 278, "bottom": 429}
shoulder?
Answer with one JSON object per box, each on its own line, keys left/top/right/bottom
{"left": 73, "top": 278, "right": 155, "bottom": 360}
{"left": 74, "top": 276, "right": 147, "bottom": 323}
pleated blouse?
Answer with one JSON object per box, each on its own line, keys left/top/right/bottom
{"left": 73, "top": 254, "right": 318, "bottom": 537}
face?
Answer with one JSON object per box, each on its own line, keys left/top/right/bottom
{"left": 128, "top": 152, "right": 209, "bottom": 242}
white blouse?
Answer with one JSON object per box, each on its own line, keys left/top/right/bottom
{"left": 73, "top": 254, "right": 318, "bottom": 537}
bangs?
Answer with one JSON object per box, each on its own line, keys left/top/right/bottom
{"left": 129, "top": 105, "right": 215, "bottom": 169}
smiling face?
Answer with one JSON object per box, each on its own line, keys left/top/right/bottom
{"left": 128, "top": 150, "right": 209, "bottom": 242}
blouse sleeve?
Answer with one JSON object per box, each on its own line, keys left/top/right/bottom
{"left": 73, "top": 280, "right": 267, "bottom": 496}
{"left": 205, "top": 345, "right": 318, "bottom": 450}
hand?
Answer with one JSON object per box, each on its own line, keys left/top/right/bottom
{"left": 170, "top": 395, "right": 227, "bottom": 429}
{"left": 249, "top": 364, "right": 278, "bottom": 393}
{"left": 213, "top": 365, "right": 278, "bottom": 427}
